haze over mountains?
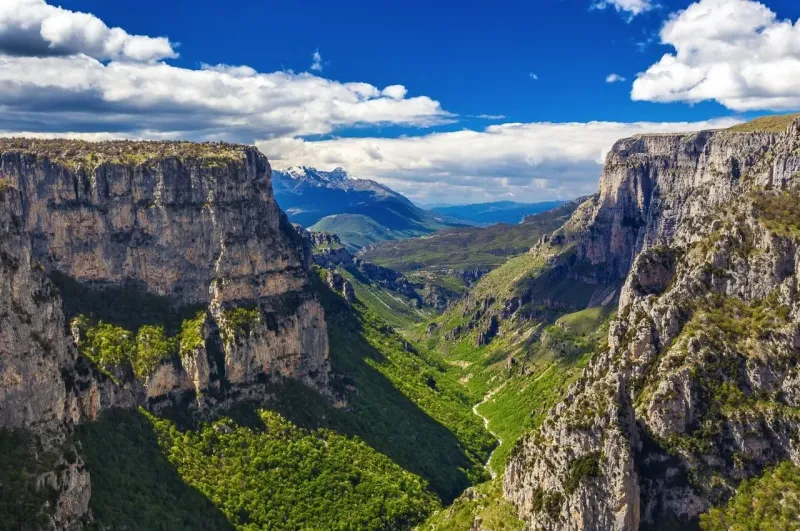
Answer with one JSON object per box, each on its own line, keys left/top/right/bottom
{"left": 272, "top": 165, "right": 568, "bottom": 250}
{"left": 428, "top": 200, "right": 567, "bottom": 226}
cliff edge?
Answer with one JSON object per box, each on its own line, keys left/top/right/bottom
{"left": 504, "top": 119, "right": 800, "bottom": 529}
{"left": 0, "top": 139, "right": 330, "bottom": 528}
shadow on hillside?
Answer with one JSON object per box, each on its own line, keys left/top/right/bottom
{"left": 77, "top": 409, "right": 235, "bottom": 531}
{"left": 255, "top": 280, "right": 482, "bottom": 504}
{"left": 63, "top": 270, "right": 483, "bottom": 506}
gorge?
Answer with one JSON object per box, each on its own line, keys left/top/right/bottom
{"left": 2, "top": 114, "right": 800, "bottom": 530}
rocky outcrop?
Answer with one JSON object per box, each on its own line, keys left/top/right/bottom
{"left": 0, "top": 139, "right": 332, "bottom": 526}
{"left": 504, "top": 121, "right": 800, "bottom": 529}
{"left": 0, "top": 182, "right": 92, "bottom": 529}
{"left": 299, "top": 227, "right": 432, "bottom": 310}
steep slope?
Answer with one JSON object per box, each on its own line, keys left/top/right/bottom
{"left": 0, "top": 140, "right": 498, "bottom": 530}
{"left": 305, "top": 230, "right": 436, "bottom": 326}
{"left": 431, "top": 200, "right": 566, "bottom": 226}
{"left": 503, "top": 119, "right": 800, "bottom": 529}
{"left": 0, "top": 139, "right": 330, "bottom": 527}
{"left": 272, "top": 166, "right": 460, "bottom": 250}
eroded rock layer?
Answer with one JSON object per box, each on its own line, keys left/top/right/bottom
{"left": 504, "top": 122, "right": 800, "bottom": 529}
{"left": 0, "top": 139, "right": 331, "bottom": 527}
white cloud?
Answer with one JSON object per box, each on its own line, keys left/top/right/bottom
{"left": 382, "top": 85, "right": 408, "bottom": 100}
{"left": 0, "top": 0, "right": 176, "bottom": 61}
{"left": 529, "top": 72, "right": 539, "bottom": 80}
{"left": 606, "top": 73, "right": 626, "bottom": 83}
{"left": 632, "top": 0, "right": 800, "bottom": 111}
{"left": 258, "top": 118, "right": 741, "bottom": 203}
{"left": 0, "top": 2, "right": 451, "bottom": 139}
{"left": 0, "top": 52, "right": 452, "bottom": 141}
{"left": 310, "top": 49, "right": 322, "bottom": 71}
{"left": 0, "top": 0, "right": 747, "bottom": 205}
{"left": 476, "top": 114, "right": 506, "bottom": 120}
{"left": 592, "top": 0, "right": 654, "bottom": 17}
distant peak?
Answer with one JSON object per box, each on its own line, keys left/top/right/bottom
{"left": 282, "top": 166, "right": 350, "bottom": 183}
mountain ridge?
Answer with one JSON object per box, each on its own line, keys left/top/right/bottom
{"left": 502, "top": 118, "right": 800, "bottom": 530}
{"left": 431, "top": 200, "right": 568, "bottom": 226}
{"left": 272, "top": 165, "right": 461, "bottom": 250}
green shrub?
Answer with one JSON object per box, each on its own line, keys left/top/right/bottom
{"left": 73, "top": 317, "right": 176, "bottom": 379}
{"left": 222, "top": 307, "right": 260, "bottom": 338}
{"left": 564, "top": 452, "right": 602, "bottom": 495}
{"left": 751, "top": 190, "right": 800, "bottom": 238}
{"left": 76, "top": 318, "right": 135, "bottom": 370}
{"left": 134, "top": 325, "right": 176, "bottom": 378}
{"left": 700, "top": 461, "right": 800, "bottom": 530}
{"left": 178, "top": 311, "right": 206, "bottom": 355}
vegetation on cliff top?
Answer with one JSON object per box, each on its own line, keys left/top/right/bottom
{"left": 71, "top": 314, "right": 205, "bottom": 380}
{"left": 727, "top": 113, "right": 800, "bottom": 133}
{"left": 0, "top": 138, "right": 249, "bottom": 170}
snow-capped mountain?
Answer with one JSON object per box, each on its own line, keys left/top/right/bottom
{"left": 271, "top": 166, "right": 462, "bottom": 250}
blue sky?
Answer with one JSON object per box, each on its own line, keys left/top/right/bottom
{"left": 3, "top": 0, "right": 800, "bottom": 202}
{"left": 55, "top": 0, "right": 798, "bottom": 127}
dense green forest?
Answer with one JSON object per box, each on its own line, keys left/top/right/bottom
{"left": 65, "top": 266, "right": 496, "bottom": 529}
{"left": 79, "top": 408, "right": 436, "bottom": 530}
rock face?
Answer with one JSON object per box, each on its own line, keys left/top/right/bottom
{"left": 0, "top": 139, "right": 331, "bottom": 527}
{"left": 504, "top": 121, "right": 800, "bottom": 529}
{"left": 301, "top": 228, "right": 432, "bottom": 309}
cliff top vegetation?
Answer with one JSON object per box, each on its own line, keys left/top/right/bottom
{"left": 727, "top": 113, "right": 800, "bottom": 133}
{"left": 0, "top": 138, "right": 252, "bottom": 169}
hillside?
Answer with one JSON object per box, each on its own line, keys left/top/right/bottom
{"left": 272, "top": 166, "right": 460, "bottom": 250}
{"left": 502, "top": 116, "right": 800, "bottom": 529}
{"left": 309, "top": 213, "right": 436, "bottom": 252}
{"left": 360, "top": 199, "right": 584, "bottom": 295}
{"left": 431, "top": 200, "right": 566, "bottom": 226}
{"left": 0, "top": 140, "right": 490, "bottom": 530}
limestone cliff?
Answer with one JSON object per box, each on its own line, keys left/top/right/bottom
{"left": 504, "top": 120, "right": 800, "bottom": 529}
{"left": 0, "top": 139, "right": 331, "bottom": 527}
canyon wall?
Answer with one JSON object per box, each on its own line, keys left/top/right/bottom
{"left": 0, "top": 139, "right": 331, "bottom": 528}
{"left": 504, "top": 122, "right": 800, "bottom": 529}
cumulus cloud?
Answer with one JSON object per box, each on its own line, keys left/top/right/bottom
{"left": 529, "top": 72, "right": 539, "bottom": 80}
{"left": 591, "top": 0, "right": 654, "bottom": 17}
{"left": 0, "top": 52, "right": 452, "bottom": 140}
{"left": 0, "top": 1, "right": 451, "bottom": 139}
{"left": 632, "top": 0, "right": 800, "bottom": 111}
{"left": 382, "top": 85, "right": 408, "bottom": 100}
{"left": 606, "top": 73, "right": 626, "bottom": 83}
{"left": 0, "top": 0, "right": 746, "bottom": 204}
{"left": 0, "top": 0, "right": 176, "bottom": 61}
{"left": 310, "top": 49, "right": 322, "bottom": 71}
{"left": 258, "top": 118, "right": 741, "bottom": 203}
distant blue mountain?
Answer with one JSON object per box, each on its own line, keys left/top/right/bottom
{"left": 271, "top": 166, "right": 463, "bottom": 250}
{"left": 430, "top": 200, "right": 566, "bottom": 226}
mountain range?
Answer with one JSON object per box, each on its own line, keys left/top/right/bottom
{"left": 3, "top": 114, "right": 800, "bottom": 531}
{"left": 272, "top": 166, "right": 460, "bottom": 250}
{"left": 429, "top": 200, "right": 567, "bottom": 226}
